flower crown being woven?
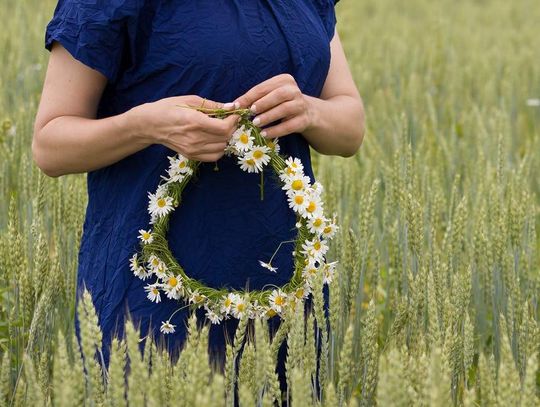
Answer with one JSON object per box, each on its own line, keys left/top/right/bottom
{"left": 129, "top": 105, "right": 339, "bottom": 334}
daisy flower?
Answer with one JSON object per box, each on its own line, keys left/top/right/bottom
{"left": 154, "top": 263, "right": 168, "bottom": 280}
{"left": 160, "top": 320, "right": 176, "bottom": 334}
{"left": 238, "top": 153, "right": 260, "bottom": 173}
{"left": 301, "top": 237, "right": 329, "bottom": 263}
{"left": 247, "top": 301, "right": 265, "bottom": 319}
{"left": 145, "top": 283, "right": 162, "bottom": 303}
{"left": 168, "top": 154, "right": 191, "bottom": 174}
{"left": 130, "top": 254, "right": 150, "bottom": 280}
{"left": 220, "top": 292, "right": 240, "bottom": 315}
{"left": 155, "top": 183, "right": 170, "bottom": 197}
{"left": 250, "top": 145, "right": 271, "bottom": 168}
{"left": 322, "top": 219, "right": 339, "bottom": 239}
{"left": 284, "top": 157, "right": 304, "bottom": 174}
{"left": 269, "top": 289, "right": 287, "bottom": 313}
{"left": 302, "top": 262, "right": 320, "bottom": 282}
{"left": 164, "top": 171, "right": 185, "bottom": 183}
{"left": 307, "top": 216, "right": 327, "bottom": 235}
{"left": 148, "top": 192, "right": 174, "bottom": 218}
{"left": 147, "top": 255, "right": 168, "bottom": 279}
{"left": 166, "top": 155, "right": 192, "bottom": 182}
{"left": 282, "top": 174, "right": 311, "bottom": 197}
{"left": 293, "top": 286, "right": 309, "bottom": 300}
{"left": 287, "top": 190, "right": 309, "bottom": 213}
{"left": 205, "top": 309, "right": 223, "bottom": 324}
{"left": 230, "top": 125, "right": 254, "bottom": 152}
{"left": 266, "top": 138, "right": 280, "bottom": 153}
{"left": 138, "top": 229, "right": 153, "bottom": 245}
{"left": 259, "top": 260, "right": 278, "bottom": 273}
{"left": 323, "top": 261, "right": 338, "bottom": 284}
{"left": 163, "top": 275, "right": 183, "bottom": 300}
{"left": 231, "top": 297, "right": 249, "bottom": 319}
{"left": 300, "top": 190, "right": 324, "bottom": 219}
{"left": 189, "top": 290, "right": 207, "bottom": 304}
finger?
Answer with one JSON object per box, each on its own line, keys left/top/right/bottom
{"left": 252, "top": 99, "right": 300, "bottom": 128}
{"left": 172, "top": 95, "right": 226, "bottom": 110}
{"left": 197, "top": 141, "right": 228, "bottom": 154}
{"left": 234, "top": 73, "right": 297, "bottom": 111}
{"left": 249, "top": 86, "right": 300, "bottom": 118}
{"left": 259, "top": 116, "right": 307, "bottom": 139}
{"left": 198, "top": 113, "right": 240, "bottom": 139}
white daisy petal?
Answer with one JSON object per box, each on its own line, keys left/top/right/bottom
{"left": 160, "top": 320, "right": 176, "bottom": 334}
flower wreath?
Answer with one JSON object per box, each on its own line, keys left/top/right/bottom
{"left": 129, "top": 105, "right": 339, "bottom": 334}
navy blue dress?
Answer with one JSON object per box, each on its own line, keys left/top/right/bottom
{"left": 45, "top": 0, "right": 338, "bottom": 374}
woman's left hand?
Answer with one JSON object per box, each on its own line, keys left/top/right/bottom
{"left": 233, "top": 74, "right": 313, "bottom": 139}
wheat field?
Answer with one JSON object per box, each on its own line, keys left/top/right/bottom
{"left": 0, "top": 0, "right": 539, "bottom": 405}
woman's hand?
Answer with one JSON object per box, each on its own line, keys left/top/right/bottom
{"left": 129, "top": 95, "right": 240, "bottom": 162}
{"left": 233, "top": 32, "right": 365, "bottom": 158}
{"left": 233, "top": 74, "right": 313, "bottom": 139}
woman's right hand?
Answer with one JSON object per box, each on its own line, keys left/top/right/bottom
{"left": 129, "top": 95, "right": 240, "bottom": 162}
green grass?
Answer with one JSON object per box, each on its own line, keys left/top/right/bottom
{"left": 0, "top": 0, "right": 538, "bottom": 405}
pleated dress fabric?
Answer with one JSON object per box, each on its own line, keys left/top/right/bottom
{"left": 44, "top": 0, "right": 338, "bottom": 381}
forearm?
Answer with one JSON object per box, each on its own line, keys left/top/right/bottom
{"left": 302, "top": 94, "right": 365, "bottom": 157}
{"left": 32, "top": 109, "right": 150, "bottom": 177}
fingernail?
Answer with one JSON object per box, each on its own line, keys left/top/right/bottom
{"left": 261, "top": 131, "right": 267, "bottom": 138}
{"left": 253, "top": 117, "right": 261, "bottom": 126}
{"left": 234, "top": 101, "right": 240, "bottom": 109}
{"left": 250, "top": 104, "right": 257, "bottom": 113}
{"left": 223, "top": 102, "right": 234, "bottom": 109}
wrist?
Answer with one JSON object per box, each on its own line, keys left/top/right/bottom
{"left": 119, "top": 104, "right": 154, "bottom": 147}
{"left": 303, "top": 95, "right": 324, "bottom": 135}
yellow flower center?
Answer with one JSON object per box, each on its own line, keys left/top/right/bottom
{"left": 275, "top": 296, "right": 285, "bottom": 306}
{"left": 314, "top": 241, "right": 321, "bottom": 251}
{"left": 295, "top": 289, "right": 304, "bottom": 299}
{"left": 157, "top": 198, "right": 167, "bottom": 208}
{"left": 308, "top": 268, "right": 317, "bottom": 275}
{"left": 307, "top": 202, "right": 317, "bottom": 213}
{"left": 267, "top": 141, "right": 276, "bottom": 150}
{"left": 152, "top": 288, "right": 159, "bottom": 295}
{"left": 291, "top": 180, "right": 303, "bottom": 190}
{"left": 246, "top": 159, "right": 256, "bottom": 166}
{"left": 291, "top": 162, "right": 298, "bottom": 168}
{"left": 152, "top": 259, "right": 159, "bottom": 266}
{"left": 323, "top": 226, "right": 332, "bottom": 234}
{"left": 178, "top": 161, "right": 186, "bottom": 168}
{"left": 237, "top": 303, "right": 245, "bottom": 312}
{"left": 253, "top": 150, "right": 263, "bottom": 159}
{"left": 294, "top": 195, "right": 304, "bottom": 205}
{"left": 195, "top": 294, "right": 204, "bottom": 303}
{"left": 286, "top": 167, "right": 295, "bottom": 175}
{"left": 142, "top": 232, "right": 151, "bottom": 240}
{"left": 224, "top": 298, "right": 232, "bottom": 307}
{"left": 313, "top": 218, "right": 323, "bottom": 227}
{"left": 240, "top": 133, "right": 249, "bottom": 144}
{"left": 168, "top": 277, "right": 177, "bottom": 287}
{"left": 266, "top": 309, "right": 277, "bottom": 317}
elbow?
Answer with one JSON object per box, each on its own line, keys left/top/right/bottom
{"left": 339, "top": 100, "right": 366, "bottom": 158}
{"left": 32, "top": 128, "right": 63, "bottom": 178}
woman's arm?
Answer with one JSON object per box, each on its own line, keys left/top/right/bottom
{"left": 233, "top": 32, "right": 365, "bottom": 157}
{"left": 33, "top": 42, "right": 239, "bottom": 177}
{"left": 302, "top": 32, "right": 365, "bottom": 157}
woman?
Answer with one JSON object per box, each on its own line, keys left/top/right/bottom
{"left": 33, "top": 0, "right": 364, "bottom": 395}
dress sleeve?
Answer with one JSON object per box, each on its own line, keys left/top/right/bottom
{"left": 315, "top": 0, "right": 339, "bottom": 41}
{"left": 44, "top": 0, "right": 139, "bottom": 83}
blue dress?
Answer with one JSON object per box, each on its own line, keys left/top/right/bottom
{"left": 45, "top": 0, "right": 338, "bottom": 376}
